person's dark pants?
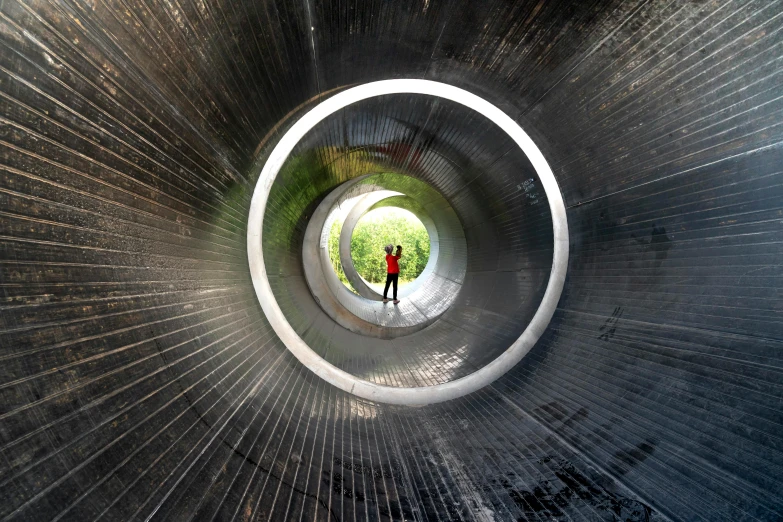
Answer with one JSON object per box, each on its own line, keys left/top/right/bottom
{"left": 383, "top": 273, "right": 399, "bottom": 300}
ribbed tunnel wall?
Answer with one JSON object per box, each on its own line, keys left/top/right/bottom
{"left": 1, "top": 1, "right": 782, "bottom": 520}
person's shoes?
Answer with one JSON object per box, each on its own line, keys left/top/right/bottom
{"left": 393, "top": 299, "right": 400, "bottom": 305}
{"left": 383, "top": 298, "right": 389, "bottom": 303}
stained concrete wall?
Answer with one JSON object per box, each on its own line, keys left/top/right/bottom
{"left": 1, "top": 1, "right": 781, "bottom": 521}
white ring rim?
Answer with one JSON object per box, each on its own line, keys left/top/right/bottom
{"left": 247, "top": 79, "right": 568, "bottom": 406}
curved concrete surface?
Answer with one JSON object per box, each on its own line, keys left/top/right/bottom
{"left": 301, "top": 173, "right": 465, "bottom": 341}
{"left": 302, "top": 177, "right": 451, "bottom": 340}
{"left": 250, "top": 80, "right": 566, "bottom": 403}
{"left": 1, "top": 1, "right": 782, "bottom": 521}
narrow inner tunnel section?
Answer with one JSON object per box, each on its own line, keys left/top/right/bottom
{"left": 340, "top": 198, "right": 434, "bottom": 299}
{"left": 248, "top": 81, "right": 568, "bottom": 404}
{"left": 303, "top": 174, "right": 464, "bottom": 339}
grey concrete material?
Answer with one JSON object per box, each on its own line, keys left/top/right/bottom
{"left": 301, "top": 172, "right": 466, "bottom": 338}
{"left": 268, "top": 221, "right": 550, "bottom": 384}
{"left": 329, "top": 287, "right": 430, "bottom": 331}
{"left": 310, "top": 303, "right": 525, "bottom": 388}
{"left": 300, "top": 176, "right": 402, "bottom": 339}
{"left": 3, "top": 1, "right": 783, "bottom": 521}
{"left": 249, "top": 80, "right": 568, "bottom": 406}
{"left": 224, "top": 90, "right": 553, "bottom": 396}
{"left": 301, "top": 175, "right": 456, "bottom": 338}
{"left": 402, "top": 275, "right": 463, "bottom": 321}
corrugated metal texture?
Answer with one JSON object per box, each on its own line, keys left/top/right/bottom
{"left": 0, "top": 1, "right": 781, "bottom": 522}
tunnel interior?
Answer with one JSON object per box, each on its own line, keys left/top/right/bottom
{"left": 337, "top": 192, "right": 440, "bottom": 301}
{"left": 1, "top": 1, "right": 782, "bottom": 521}
{"left": 257, "top": 90, "right": 555, "bottom": 388}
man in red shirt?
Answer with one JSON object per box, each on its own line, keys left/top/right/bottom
{"left": 383, "top": 244, "right": 402, "bottom": 304}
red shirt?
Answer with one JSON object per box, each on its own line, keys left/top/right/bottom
{"left": 385, "top": 254, "right": 400, "bottom": 274}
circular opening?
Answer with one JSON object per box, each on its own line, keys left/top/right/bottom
{"left": 333, "top": 188, "right": 443, "bottom": 306}
{"left": 332, "top": 207, "right": 430, "bottom": 293}
{"left": 305, "top": 179, "right": 454, "bottom": 337}
{"left": 247, "top": 79, "right": 568, "bottom": 405}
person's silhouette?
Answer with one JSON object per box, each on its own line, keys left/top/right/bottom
{"left": 383, "top": 244, "right": 402, "bottom": 304}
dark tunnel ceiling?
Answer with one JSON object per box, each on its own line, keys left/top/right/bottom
{"left": 1, "top": 0, "right": 782, "bottom": 521}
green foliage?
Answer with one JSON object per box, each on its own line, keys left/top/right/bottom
{"left": 328, "top": 208, "right": 430, "bottom": 288}
{"left": 327, "top": 219, "right": 352, "bottom": 289}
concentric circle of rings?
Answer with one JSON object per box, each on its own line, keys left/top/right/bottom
{"left": 247, "top": 79, "right": 569, "bottom": 406}
{"left": 302, "top": 175, "right": 463, "bottom": 339}
{"left": 340, "top": 193, "right": 439, "bottom": 301}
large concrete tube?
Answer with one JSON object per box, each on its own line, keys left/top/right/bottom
{"left": 253, "top": 85, "right": 563, "bottom": 401}
{"left": 1, "top": 1, "right": 781, "bottom": 521}
{"left": 299, "top": 173, "right": 465, "bottom": 341}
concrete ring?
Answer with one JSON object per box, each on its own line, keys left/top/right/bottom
{"left": 247, "top": 79, "right": 568, "bottom": 406}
